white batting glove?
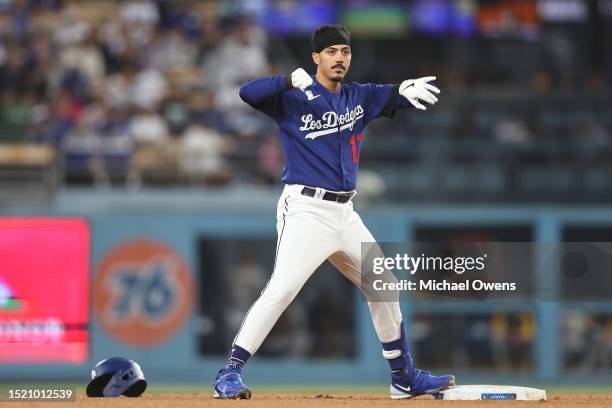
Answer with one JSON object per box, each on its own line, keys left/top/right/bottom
{"left": 291, "top": 68, "right": 313, "bottom": 91}
{"left": 399, "top": 76, "right": 440, "bottom": 111}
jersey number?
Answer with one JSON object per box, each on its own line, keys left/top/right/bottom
{"left": 350, "top": 134, "right": 363, "bottom": 163}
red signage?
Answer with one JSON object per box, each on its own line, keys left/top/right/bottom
{"left": 0, "top": 218, "right": 89, "bottom": 363}
{"left": 93, "top": 239, "right": 193, "bottom": 347}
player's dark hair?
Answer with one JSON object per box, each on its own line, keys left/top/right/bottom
{"left": 311, "top": 24, "right": 351, "bottom": 53}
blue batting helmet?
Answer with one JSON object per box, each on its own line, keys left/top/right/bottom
{"left": 86, "top": 357, "right": 147, "bottom": 397}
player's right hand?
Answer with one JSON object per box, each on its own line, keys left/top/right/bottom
{"left": 291, "top": 68, "right": 313, "bottom": 91}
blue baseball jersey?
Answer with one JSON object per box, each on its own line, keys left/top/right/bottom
{"left": 239, "top": 74, "right": 411, "bottom": 191}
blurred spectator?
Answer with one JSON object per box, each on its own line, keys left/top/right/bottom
{"left": 129, "top": 107, "right": 168, "bottom": 145}
{"left": 145, "top": 29, "right": 197, "bottom": 72}
{"left": 531, "top": 69, "right": 552, "bottom": 95}
{"left": 564, "top": 312, "right": 612, "bottom": 372}
{"left": 0, "top": 40, "right": 31, "bottom": 95}
{"left": 493, "top": 115, "right": 534, "bottom": 146}
{"left": 54, "top": 7, "right": 89, "bottom": 47}
{"left": 569, "top": 116, "right": 611, "bottom": 155}
{"left": 161, "top": 88, "right": 190, "bottom": 137}
{"left": 39, "top": 90, "right": 80, "bottom": 145}
{"left": 180, "top": 118, "right": 232, "bottom": 186}
{"left": 28, "top": 33, "right": 54, "bottom": 98}
{"left": 211, "top": 17, "right": 269, "bottom": 109}
{"left": 103, "top": 66, "right": 134, "bottom": 109}
{"left": 206, "top": 17, "right": 270, "bottom": 135}
{"left": 97, "top": 16, "right": 129, "bottom": 73}
{"left": 62, "top": 99, "right": 108, "bottom": 185}
{"left": 131, "top": 68, "right": 167, "bottom": 110}
{"left": 491, "top": 313, "right": 535, "bottom": 371}
{"left": 564, "top": 311, "right": 590, "bottom": 367}
{"left": 159, "top": 0, "right": 202, "bottom": 41}
{"left": 62, "top": 100, "right": 133, "bottom": 186}
{"left": 414, "top": 313, "right": 534, "bottom": 371}
{"left": 58, "top": 28, "right": 105, "bottom": 94}
{"left": 119, "top": 0, "right": 158, "bottom": 48}
{"left": 4, "top": 0, "right": 32, "bottom": 39}
{"left": 465, "top": 315, "right": 493, "bottom": 368}
{"left": 119, "top": 0, "right": 158, "bottom": 26}
{"left": 0, "top": 91, "right": 31, "bottom": 142}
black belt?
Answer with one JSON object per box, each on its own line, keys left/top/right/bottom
{"left": 301, "top": 186, "right": 355, "bottom": 203}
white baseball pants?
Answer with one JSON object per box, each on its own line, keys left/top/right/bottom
{"left": 233, "top": 184, "right": 403, "bottom": 354}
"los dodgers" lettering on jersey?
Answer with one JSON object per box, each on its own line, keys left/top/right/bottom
{"left": 239, "top": 75, "right": 411, "bottom": 191}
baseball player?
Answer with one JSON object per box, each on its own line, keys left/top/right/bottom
{"left": 213, "top": 24, "right": 455, "bottom": 400}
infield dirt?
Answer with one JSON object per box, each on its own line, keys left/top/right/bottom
{"left": 20, "top": 392, "right": 612, "bottom": 408}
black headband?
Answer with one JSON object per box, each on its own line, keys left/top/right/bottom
{"left": 311, "top": 26, "right": 351, "bottom": 53}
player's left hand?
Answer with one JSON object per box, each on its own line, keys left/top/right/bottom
{"left": 399, "top": 76, "right": 440, "bottom": 111}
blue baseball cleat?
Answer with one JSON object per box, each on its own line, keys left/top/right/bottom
{"left": 390, "top": 368, "right": 455, "bottom": 399}
{"left": 212, "top": 368, "right": 252, "bottom": 399}
{"left": 382, "top": 322, "right": 456, "bottom": 399}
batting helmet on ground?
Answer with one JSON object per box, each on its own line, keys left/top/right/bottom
{"left": 86, "top": 357, "right": 147, "bottom": 397}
